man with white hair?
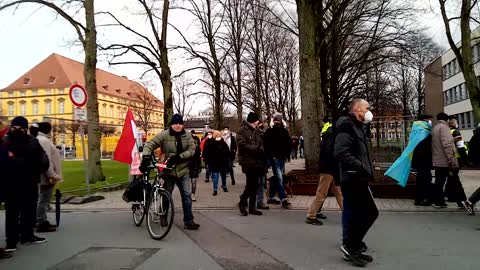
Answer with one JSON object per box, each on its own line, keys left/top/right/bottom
{"left": 334, "top": 98, "right": 377, "bottom": 267}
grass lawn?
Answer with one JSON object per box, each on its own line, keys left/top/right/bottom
{"left": 57, "top": 160, "right": 129, "bottom": 193}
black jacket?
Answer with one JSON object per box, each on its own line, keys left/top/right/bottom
{"left": 203, "top": 139, "right": 230, "bottom": 172}
{"left": 189, "top": 135, "right": 202, "bottom": 178}
{"left": 264, "top": 124, "right": 291, "bottom": 160}
{"left": 237, "top": 121, "right": 266, "bottom": 173}
{"left": 411, "top": 134, "right": 432, "bottom": 170}
{"left": 319, "top": 127, "right": 336, "bottom": 175}
{"left": 0, "top": 133, "right": 49, "bottom": 188}
{"left": 333, "top": 114, "right": 374, "bottom": 184}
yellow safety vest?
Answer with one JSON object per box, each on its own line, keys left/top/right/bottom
{"left": 450, "top": 128, "right": 468, "bottom": 158}
{"left": 321, "top": 122, "right": 332, "bottom": 135}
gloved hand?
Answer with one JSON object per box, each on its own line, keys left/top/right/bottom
{"left": 167, "top": 154, "right": 180, "bottom": 168}
{"left": 140, "top": 155, "right": 152, "bottom": 173}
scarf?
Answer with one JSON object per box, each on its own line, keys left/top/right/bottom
{"left": 222, "top": 132, "right": 232, "bottom": 150}
{"left": 169, "top": 127, "right": 184, "bottom": 155}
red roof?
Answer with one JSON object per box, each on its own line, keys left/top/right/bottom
{"left": 1, "top": 53, "right": 163, "bottom": 107}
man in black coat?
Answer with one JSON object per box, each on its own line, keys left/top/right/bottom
{"left": 237, "top": 112, "right": 265, "bottom": 216}
{"left": 1, "top": 117, "right": 49, "bottom": 253}
{"left": 411, "top": 114, "right": 434, "bottom": 206}
{"left": 334, "top": 99, "right": 377, "bottom": 267}
{"left": 263, "top": 113, "right": 292, "bottom": 209}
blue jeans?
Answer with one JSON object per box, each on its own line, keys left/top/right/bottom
{"left": 205, "top": 164, "right": 211, "bottom": 180}
{"left": 163, "top": 174, "right": 194, "bottom": 225}
{"left": 212, "top": 171, "right": 227, "bottom": 191}
{"left": 37, "top": 184, "right": 54, "bottom": 224}
{"left": 257, "top": 175, "right": 266, "bottom": 206}
{"left": 268, "top": 158, "right": 287, "bottom": 200}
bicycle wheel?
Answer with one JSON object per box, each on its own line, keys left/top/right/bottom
{"left": 146, "top": 188, "right": 174, "bottom": 240}
{"left": 132, "top": 202, "right": 145, "bottom": 226}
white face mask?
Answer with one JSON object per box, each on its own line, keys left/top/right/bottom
{"left": 223, "top": 130, "right": 229, "bottom": 135}
{"left": 207, "top": 135, "right": 212, "bottom": 139}
{"left": 215, "top": 137, "right": 221, "bottom": 141}
{"left": 364, "top": 110, "right": 373, "bottom": 124}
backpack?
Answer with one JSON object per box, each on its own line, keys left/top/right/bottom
{"left": 319, "top": 126, "right": 341, "bottom": 184}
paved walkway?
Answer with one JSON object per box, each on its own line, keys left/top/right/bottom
{"left": 61, "top": 158, "right": 480, "bottom": 212}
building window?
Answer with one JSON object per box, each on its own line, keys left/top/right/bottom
{"left": 45, "top": 100, "right": 52, "bottom": 114}
{"left": 32, "top": 89, "right": 37, "bottom": 96}
{"left": 45, "top": 89, "right": 51, "bottom": 95}
{"left": 117, "top": 107, "right": 121, "bottom": 118}
{"left": 58, "top": 99, "right": 65, "bottom": 113}
{"left": 8, "top": 91, "right": 14, "bottom": 97}
{"left": 102, "top": 104, "right": 107, "bottom": 116}
{"left": 20, "top": 102, "right": 26, "bottom": 116}
{"left": 8, "top": 102, "right": 14, "bottom": 116}
{"left": 32, "top": 101, "right": 39, "bottom": 115}
{"left": 20, "top": 90, "right": 26, "bottom": 97}
{"left": 110, "top": 106, "right": 114, "bottom": 118}
{"left": 458, "top": 113, "right": 464, "bottom": 129}
{"left": 49, "top": 76, "right": 56, "bottom": 84}
{"left": 58, "top": 88, "right": 64, "bottom": 94}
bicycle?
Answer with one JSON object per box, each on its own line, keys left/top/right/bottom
{"left": 131, "top": 156, "right": 174, "bottom": 240}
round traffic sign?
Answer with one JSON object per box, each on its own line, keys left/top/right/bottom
{"left": 69, "top": 84, "right": 88, "bottom": 107}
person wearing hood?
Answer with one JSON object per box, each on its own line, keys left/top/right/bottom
{"left": 411, "top": 114, "right": 434, "bottom": 206}
{"left": 222, "top": 126, "right": 237, "bottom": 185}
{"left": 334, "top": 99, "right": 377, "bottom": 267}
{"left": 34, "top": 122, "right": 63, "bottom": 232}
{"left": 203, "top": 130, "right": 231, "bottom": 195}
{"left": 0, "top": 117, "right": 50, "bottom": 253}
{"left": 263, "top": 113, "right": 292, "bottom": 209}
{"left": 140, "top": 114, "right": 199, "bottom": 230}
{"left": 237, "top": 112, "right": 265, "bottom": 216}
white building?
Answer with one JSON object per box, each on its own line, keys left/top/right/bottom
{"left": 440, "top": 27, "right": 480, "bottom": 141}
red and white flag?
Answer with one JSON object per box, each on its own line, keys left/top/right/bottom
{"left": 113, "top": 108, "right": 141, "bottom": 175}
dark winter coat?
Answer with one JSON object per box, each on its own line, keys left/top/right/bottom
{"left": 237, "top": 121, "right": 266, "bottom": 173}
{"left": 411, "top": 134, "right": 432, "bottom": 170}
{"left": 0, "top": 133, "right": 49, "bottom": 194}
{"left": 291, "top": 137, "right": 299, "bottom": 151}
{"left": 203, "top": 139, "right": 230, "bottom": 172}
{"left": 189, "top": 135, "right": 202, "bottom": 178}
{"left": 333, "top": 114, "right": 374, "bottom": 184}
{"left": 264, "top": 124, "right": 291, "bottom": 160}
{"left": 319, "top": 127, "right": 336, "bottom": 175}
{"left": 469, "top": 127, "right": 480, "bottom": 165}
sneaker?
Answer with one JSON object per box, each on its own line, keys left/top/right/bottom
{"left": 223, "top": 187, "right": 229, "bottom": 192}
{"left": 281, "top": 200, "right": 291, "bottom": 209}
{"left": 0, "top": 248, "right": 13, "bottom": 259}
{"left": 191, "top": 194, "right": 196, "bottom": 202}
{"left": 267, "top": 198, "right": 281, "bottom": 205}
{"left": 184, "top": 222, "right": 200, "bottom": 230}
{"left": 249, "top": 209, "right": 263, "bottom": 215}
{"left": 343, "top": 253, "right": 373, "bottom": 263}
{"left": 316, "top": 213, "right": 327, "bottom": 219}
{"left": 462, "top": 201, "right": 475, "bottom": 215}
{"left": 238, "top": 203, "right": 248, "bottom": 216}
{"left": 4, "top": 245, "right": 16, "bottom": 252}
{"left": 340, "top": 244, "right": 367, "bottom": 267}
{"left": 21, "top": 235, "right": 47, "bottom": 245}
{"left": 204, "top": 179, "right": 209, "bottom": 183}
{"left": 257, "top": 203, "right": 270, "bottom": 210}
{"left": 305, "top": 217, "right": 323, "bottom": 226}
{"left": 359, "top": 242, "right": 368, "bottom": 253}
{"left": 36, "top": 221, "right": 57, "bottom": 233}
{"left": 432, "top": 203, "right": 448, "bottom": 209}
{"left": 213, "top": 191, "right": 218, "bottom": 196}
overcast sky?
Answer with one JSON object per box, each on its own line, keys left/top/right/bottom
{"left": 0, "top": 0, "right": 464, "bottom": 113}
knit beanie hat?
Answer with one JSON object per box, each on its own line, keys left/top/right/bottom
{"left": 273, "top": 112, "right": 283, "bottom": 122}
{"left": 170, "top": 113, "right": 184, "bottom": 125}
{"left": 247, "top": 112, "right": 260, "bottom": 123}
{"left": 11, "top": 116, "right": 28, "bottom": 129}
{"left": 38, "top": 122, "right": 53, "bottom": 134}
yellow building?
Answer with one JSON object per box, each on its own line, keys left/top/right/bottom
{"left": 0, "top": 53, "right": 164, "bottom": 155}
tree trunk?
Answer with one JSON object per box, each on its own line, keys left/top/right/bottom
{"left": 236, "top": 53, "right": 243, "bottom": 121}
{"left": 84, "top": 0, "right": 104, "bottom": 183}
{"left": 297, "top": 0, "right": 322, "bottom": 171}
{"left": 161, "top": 0, "right": 173, "bottom": 128}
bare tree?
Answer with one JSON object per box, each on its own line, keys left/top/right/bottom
{"left": 439, "top": 0, "right": 480, "bottom": 123}
{"left": 172, "top": 0, "right": 228, "bottom": 129}
{"left": 100, "top": 0, "right": 173, "bottom": 128}
{"left": 0, "top": 0, "right": 104, "bottom": 182}
{"left": 122, "top": 83, "right": 161, "bottom": 135}
{"left": 172, "top": 74, "right": 196, "bottom": 117}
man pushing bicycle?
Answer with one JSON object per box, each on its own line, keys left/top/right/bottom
{"left": 140, "top": 114, "right": 200, "bottom": 230}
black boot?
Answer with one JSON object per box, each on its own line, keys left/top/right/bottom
{"left": 238, "top": 203, "right": 248, "bottom": 216}
{"left": 249, "top": 208, "right": 262, "bottom": 215}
